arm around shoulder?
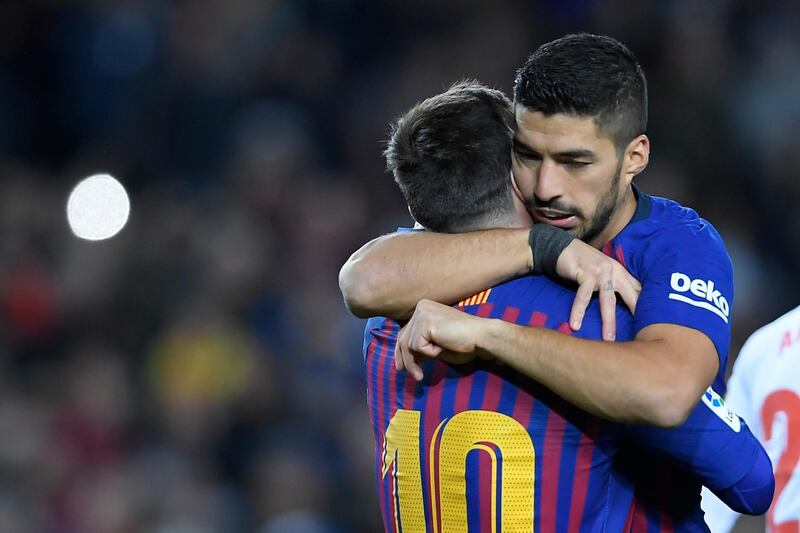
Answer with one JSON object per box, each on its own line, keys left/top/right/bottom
{"left": 339, "top": 229, "right": 532, "bottom": 320}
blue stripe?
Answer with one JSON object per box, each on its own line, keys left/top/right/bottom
{"left": 467, "top": 370, "right": 488, "bottom": 410}
{"left": 582, "top": 432, "right": 612, "bottom": 530}
{"left": 496, "top": 446, "right": 504, "bottom": 533}
{"left": 466, "top": 449, "right": 482, "bottom": 532}
{"left": 530, "top": 398, "right": 549, "bottom": 533}
{"left": 496, "top": 372, "right": 519, "bottom": 415}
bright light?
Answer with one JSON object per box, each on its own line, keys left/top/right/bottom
{"left": 66, "top": 174, "right": 130, "bottom": 240}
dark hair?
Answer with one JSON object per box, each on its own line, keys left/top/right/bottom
{"left": 513, "top": 33, "right": 647, "bottom": 149}
{"left": 384, "top": 80, "right": 516, "bottom": 233}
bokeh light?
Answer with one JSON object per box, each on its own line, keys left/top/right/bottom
{"left": 66, "top": 174, "right": 130, "bottom": 241}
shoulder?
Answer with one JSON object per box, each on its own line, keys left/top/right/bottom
{"left": 640, "top": 195, "right": 727, "bottom": 251}
{"left": 623, "top": 194, "right": 731, "bottom": 283}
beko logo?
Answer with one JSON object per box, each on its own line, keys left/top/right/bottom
{"left": 669, "top": 272, "right": 730, "bottom": 323}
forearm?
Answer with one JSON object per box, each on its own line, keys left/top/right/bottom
{"left": 477, "top": 320, "right": 708, "bottom": 427}
{"left": 339, "top": 229, "right": 531, "bottom": 319}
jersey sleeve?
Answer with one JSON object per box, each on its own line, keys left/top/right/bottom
{"left": 623, "top": 387, "right": 764, "bottom": 495}
{"left": 632, "top": 223, "right": 734, "bottom": 372}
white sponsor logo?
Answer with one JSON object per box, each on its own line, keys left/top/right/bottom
{"left": 669, "top": 272, "right": 730, "bottom": 323}
{"left": 701, "top": 387, "right": 741, "bottom": 432}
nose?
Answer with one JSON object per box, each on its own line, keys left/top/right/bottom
{"left": 534, "top": 159, "right": 564, "bottom": 202}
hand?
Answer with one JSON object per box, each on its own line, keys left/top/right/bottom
{"left": 555, "top": 239, "right": 641, "bottom": 341}
{"left": 395, "top": 299, "right": 485, "bottom": 380}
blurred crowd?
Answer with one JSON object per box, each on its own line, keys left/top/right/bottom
{"left": 0, "top": 1, "right": 799, "bottom": 532}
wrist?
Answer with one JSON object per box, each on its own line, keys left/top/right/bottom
{"left": 475, "top": 318, "right": 506, "bottom": 360}
{"left": 513, "top": 228, "right": 535, "bottom": 274}
{"left": 554, "top": 239, "right": 580, "bottom": 279}
{"left": 529, "top": 225, "right": 575, "bottom": 277}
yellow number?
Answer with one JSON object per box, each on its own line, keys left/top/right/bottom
{"left": 383, "top": 409, "right": 535, "bottom": 532}
{"left": 383, "top": 409, "right": 426, "bottom": 532}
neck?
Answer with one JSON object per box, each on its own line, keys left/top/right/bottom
{"left": 586, "top": 186, "right": 637, "bottom": 249}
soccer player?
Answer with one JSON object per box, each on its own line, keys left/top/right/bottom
{"left": 342, "top": 34, "right": 745, "bottom": 530}
{"left": 702, "top": 306, "right": 800, "bottom": 533}
{"left": 363, "top": 80, "right": 772, "bottom": 533}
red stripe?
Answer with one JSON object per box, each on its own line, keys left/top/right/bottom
{"left": 507, "top": 306, "right": 537, "bottom": 427}
{"left": 530, "top": 311, "right": 548, "bottom": 327}
{"left": 501, "top": 307, "right": 520, "bottom": 323}
{"left": 478, "top": 445, "right": 494, "bottom": 533}
{"left": 422, "top": 360, "right": 449, "bottom": 434}
{"left": 601, "top": 241, "right": 614, "bottom": 257}
{"left": 539, "top": 411, "right": 567, "bottom": 533}
{"left": 422, "top": 361, "right": 449, "bottom": 533}
{"left": 659, "top": 512, "right": 675, "bottom": 533}
{"left": 630, "top": 498, "right": 649, "bottom": 533}
{"left": 476, "top": 303, "right": 494, "bottom": 317}
{"left": 480, "top": 369, "right": 504, "bottom": 412}
{"left": 511, "top": 385, "right": 535, "bottom": 427}
{"left": 567, "top": 422, "right": 598, "bottom": 533}
{"left": 388, "top": 340, "right": 399, "bottom": 416}
{"left": 431, "top": 411, "right": 446, "bottom": 533}
{"left": 453, "top": 369, "right": 474, "bottom": 414}
{"left": 615, "top": 244, "right": 627, "bottom": 268}
{"left": 557, "top": 322, "right": 573, "bottom": 335}
{"left": 387, "top": 325, "right": 400, "bottom": 533}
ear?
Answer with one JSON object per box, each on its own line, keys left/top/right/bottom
{"left": 622, "top": 134, "right": 650, "bottom": 185}
{"left": 509, "top": 171, "right": 533, "bottom": 227}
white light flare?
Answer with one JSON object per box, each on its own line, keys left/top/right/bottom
{"left": 66, "top": 174, "right": 130, "bottom": 241}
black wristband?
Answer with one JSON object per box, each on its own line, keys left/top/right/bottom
{"left": 529, "top": 225, "right": 576, "bottom": 277}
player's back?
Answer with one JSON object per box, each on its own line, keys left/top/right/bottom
{"left": 364, "top": 275, "right": 634, "bottom": 533}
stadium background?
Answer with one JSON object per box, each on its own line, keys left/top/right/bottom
{"left": 0, "top": 1, "right": 797, "bottom": 531}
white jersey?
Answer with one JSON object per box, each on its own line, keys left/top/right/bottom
{"left": 702, "top": 305, "right": 800, "bottom": 532}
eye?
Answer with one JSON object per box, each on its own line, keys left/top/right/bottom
{"left": 566, "top": 161, "right": 590, "bottom": 169}
{"left": 514, "top": 150, "right": 541, "bottom": 162}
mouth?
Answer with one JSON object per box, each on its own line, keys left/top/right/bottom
{"left": 531, "top": 209, "right": 579, "bottom": 228}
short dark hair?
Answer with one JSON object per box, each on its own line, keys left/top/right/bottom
{"left": 513, "top": 33, "right": 647, "bottom": 149}
{"left": 385, "top": 81, "right": 516, "bottom": 233}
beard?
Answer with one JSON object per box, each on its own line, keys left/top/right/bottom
{"left": 574, "top": 160, "right": 623, "bottom": 244}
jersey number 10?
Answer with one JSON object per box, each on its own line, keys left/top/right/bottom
{"left": 382, "top": 409, "right": 535, "bottom": 533}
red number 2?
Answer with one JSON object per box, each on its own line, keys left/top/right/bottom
{"left": 761, "top": 389, "right": 800, "bottom": 533}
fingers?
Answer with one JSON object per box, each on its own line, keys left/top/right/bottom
{"left": 395, "top": 325, "right": 407, "bottom": 371}
{"left": 402, "top": 340, "right": 425, "bottom": 382}
{"left": 599, "top": 278, "right": 617, "bottom": 341}
{"left": 396, "top": 311, "right": 442, "bottom": 381}
{"left": 396, "top": 323, "right": 423, "bottom": 380}
{"left": 570, "top": 280, "right": 594, "bottom": 331}
{"left": 614, "top": 267, "right": 642, "bottom": 313}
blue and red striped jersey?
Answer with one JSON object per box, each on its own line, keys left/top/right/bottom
{"left": 364, "top": 275, "right": 633, "bottom": 533}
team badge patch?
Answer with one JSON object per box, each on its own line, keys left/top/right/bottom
{"left": 702, "top": 387, "right": 741, "bottom": 432}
